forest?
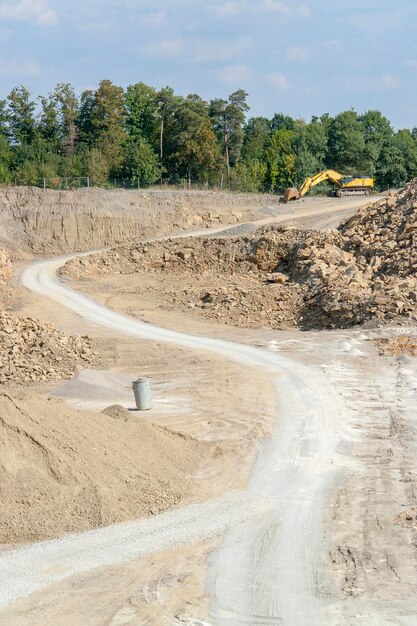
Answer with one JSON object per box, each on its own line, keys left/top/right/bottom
{"left": 1, "top": 79, "right": 416, "bottom": 192}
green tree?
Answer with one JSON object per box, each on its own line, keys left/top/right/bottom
{"left": 0, "top": 135, "right": 12, "bottom": 183}
{"left": 124, "top": 138, "right": 162, "bottom": 186}
{"left": 0, "top": 100, "right": 9, "bottom": 138}
{"left": 265, "top": 129, "right": 295, "bottom": 192}
{"left": 78, "top": 89, "right": 96, "bottom": 147}
{"left": 270, "top": 113, "right": 295, "bottom": 132}
{"left": 84, "top": 148, "right": 110, "bottom": 186}
{"left": 13, "top": 137, "right": 60, "bottom": 185}
{"left": 7, "top": 86, "right": 36, "bottom": 145}
{"left": 125, "top": 82, "right": 158, "bottom": 144}
{"left": 241, "top": 117, "right": 271, "bottom": 162}
{"left": 393, "top": 130, "right": 417, "bottom": 181}
{"left": 54, "top": 83, "right": 79, "bottom": 154}
{"left": 230, "top": 159, "right": 267, "bottom": 192}
{"left": 171, "top": 96, "right": 220, "bottom": 186}
{"left": 156, "top": 86, "right": 180, "bottom": 166}
{"left": 377, "top": 142, "right": 408, "bottom": 189}
{"left": 359, "top": 110, "right": 393, "bottom": 176}
{"left": 291, "top": 118, "right": 328, "bottom": 184}
{"left": 38, "top": 94, "right": 60, "bottom": 149}
{"left": 209, "top": 89, "right": 249, "bottom": 179}
{"left": 327, "top": 110, "right": 367, "bottom": 173}
{"left": 89, "top": 80, "right": 127, "bottom": 175}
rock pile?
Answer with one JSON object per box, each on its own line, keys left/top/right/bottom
{"left": 0, "top": 312, "right": 98, "bottom": 384}
{"left": 63, "top": 179, "right": 417, "bottom": 330}
{"left": 294, "top": 183, "right": 417, "bottom": 327}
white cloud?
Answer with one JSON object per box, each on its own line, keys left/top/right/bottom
{"left": 213, "top": 2, "right": 241, "bottom": 17}
{"left": 217, "top": 63, "right": 251, "bottom": 84}
{"left": 0, "top": 0, "right": 57, "bottom": 25}
{"left": 382, "top": 73, "right": 400, "bottom": 89}
{"left": 262, "top": 0, "right": 290, "bottom": 14}
{"left": 321, "top": 39, "right": 342, "bottom": 48}
{"left": 0, "top": 55, "right": 41, "bottom": 76}
{"left": 297, "top": 3, "right": 311, "bottom": 17}
{"left": 267, "top": 72, "right": 291, "bottom": 90}
{"left": 155, "top": 38, "right": 184, "bottom": 57}
{"left": 142, "top": 10, "right": 166, "bottom": 26}
{"left": 194, "top": 36, "right": 253, "bottom": 62}
{"left": 286, "top": 45, "right": 308, "bottom": 61}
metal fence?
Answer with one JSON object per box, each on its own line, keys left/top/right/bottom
{"left": 39, "top": 177, "right": 90, "bottom": 190}
{"left": 10, "top": 177, "right": 219, "bottom": 191}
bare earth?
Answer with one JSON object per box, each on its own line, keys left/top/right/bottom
{"left": 1, "top": 191, "right": 416, "bottom": 625}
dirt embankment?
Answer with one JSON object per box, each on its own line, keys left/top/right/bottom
{"left": 64, "top": 180, "right": 417, "bottom": 330}
{"left": 0, "top": 186, "right": 277, "bottom": 254}
{"left": 0, "top": 394, "right": 207, "bottom": 543}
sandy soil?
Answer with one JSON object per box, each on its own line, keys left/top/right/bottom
{"left": 0, "top": 392, "right": 209, "bottom": 543}
{"left": 2, "top": 193, "right": 416, "bottom": 625}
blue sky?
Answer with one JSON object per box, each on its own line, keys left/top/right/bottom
{"left": 0, "top": 0, "right": 417, "bottom": 128}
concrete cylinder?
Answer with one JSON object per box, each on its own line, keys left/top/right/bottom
{"left": 132, "top": 378, "right": 153, "bottom": 411}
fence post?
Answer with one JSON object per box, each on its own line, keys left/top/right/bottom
{"left": 43, "top": 178, "right": 46, "bottom": 189}
{"left": 87, "top": 177, "right": 90, "bottom": 188}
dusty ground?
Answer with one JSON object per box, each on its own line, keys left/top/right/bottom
{"left": 1, "top": 190, "right": 417, "bottom": 625}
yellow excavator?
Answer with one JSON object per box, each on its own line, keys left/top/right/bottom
{"left": 284, "top": 170, "right": 374, "bottom": 203}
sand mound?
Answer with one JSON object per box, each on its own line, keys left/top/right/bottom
{"left": 64, "top": 180, "right": 417, "bottom": 330}
{"left": 0, "top": 392, "right": 205, "bottom": 543}
{"left": 0, "top": 312, "right": 99, "bottom": 384}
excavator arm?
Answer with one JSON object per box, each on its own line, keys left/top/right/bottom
{"left": 298, "top": 170, "right": 343, "bottom": 197}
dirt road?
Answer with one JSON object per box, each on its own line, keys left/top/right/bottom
{"left": 5, "top": 252, "right": 351, "bottom": 623}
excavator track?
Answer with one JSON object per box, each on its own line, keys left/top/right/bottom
{"left": 335, "top": 188, "right": 371, "bottom": 198}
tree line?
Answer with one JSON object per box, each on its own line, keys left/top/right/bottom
{"left": 0, "top": 79, "right": 416, "bottom": 192}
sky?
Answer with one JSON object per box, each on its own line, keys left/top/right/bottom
{"left": 0, "top": 0, "right": 417, "bottom": 128}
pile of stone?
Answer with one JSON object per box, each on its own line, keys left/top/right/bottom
{"left": 0, "top": 312, "right": 98, "bottom": 384}
{"left": 289, "top": 183, "right": 417, "bottom": 328}
{"left": 63, "top": 179, "right": 417, "bottom": 330}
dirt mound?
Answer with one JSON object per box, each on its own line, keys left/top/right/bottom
{"left": 63, "top": 180, "right": 417, "bottom": 330}
{"left": 0, "top": 312, "right": 99, "bottom": 384}
{"left": 0, "top": 392, "right": 205, "bottom": 542}
{"left": 0, "top": 186, "right": 276, "bottom": 254}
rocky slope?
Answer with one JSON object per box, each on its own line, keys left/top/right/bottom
{"left": 63, "top": 180, "right": 417, "bottom": 330}
{"left": 0, "top": 186, "right": 277, "bottom": 254}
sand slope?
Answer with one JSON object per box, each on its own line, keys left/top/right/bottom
{"left": 0, "top": 393, "right": 205, "bottom": 543}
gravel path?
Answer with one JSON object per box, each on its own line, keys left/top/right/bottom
{"left": 16, "top": 252, "right": 348, "bottom": 624}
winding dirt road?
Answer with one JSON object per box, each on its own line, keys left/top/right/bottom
{"left": 3, "top": 252, "right": 348, "bottom": 624}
